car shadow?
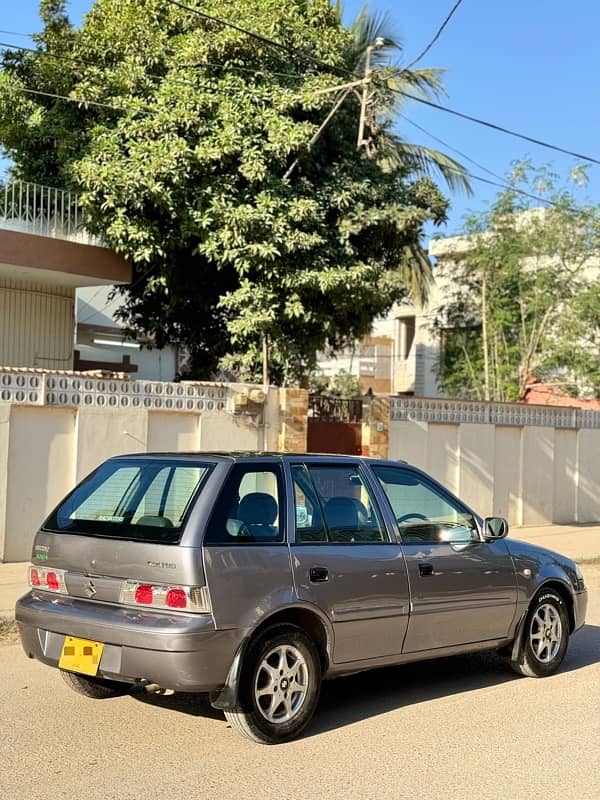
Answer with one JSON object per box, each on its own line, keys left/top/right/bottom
{"left": 130, "top": 624, "right": 600, "bottom": 737}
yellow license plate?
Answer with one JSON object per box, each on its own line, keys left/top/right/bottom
{"left": 59, "top": 636, "right": 104, "bottom": 677}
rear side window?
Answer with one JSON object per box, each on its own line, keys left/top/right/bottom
{"left": 45, "top": 459, "right": 213, "bottom": 544}
{"left": 204, "top": 464, "right": 284, "bottom": 544}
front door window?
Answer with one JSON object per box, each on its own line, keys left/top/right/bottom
{"left": 372, "top": 465, "right": 479, "bottom": 543}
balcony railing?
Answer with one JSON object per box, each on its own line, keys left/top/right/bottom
{"left": 0, "top": 180, "right": 102, "bottom": 246}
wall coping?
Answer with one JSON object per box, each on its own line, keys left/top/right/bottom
{"left": 390, "top": 395, "right": 600, "bottom": 429}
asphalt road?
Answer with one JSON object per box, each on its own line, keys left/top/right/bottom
{"left": 1, "top": 569, "right": 599, "bottom": 800}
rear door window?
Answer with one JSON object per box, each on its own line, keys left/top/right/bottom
{"left": 45, "top": 459, "right": 213, "bottom": 544}
{"left": 293, "top": 463, "right": 388, "bottom": 543}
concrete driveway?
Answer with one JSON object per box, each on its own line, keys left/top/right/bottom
{"left": 1, "top": 566, "right": 598, "bottom": 800}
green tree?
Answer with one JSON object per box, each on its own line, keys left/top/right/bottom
{"left": 432, "top": 163, "right": 600, "bottom": 401}
{"left": 309, "top": 368, "right": 361, "bottom": 397}
{"left": 0, "top": 0, "right": 467, "bottom": 384}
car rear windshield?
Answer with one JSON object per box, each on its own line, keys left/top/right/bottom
{"left": 44, "top": 459, "right": 214, "bottom": 544}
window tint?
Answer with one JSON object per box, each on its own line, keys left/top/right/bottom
{"left": 373, "top": 465, "right": 479, "bottom": 543}
{"left": 293, "top": 464, "right": 387, "bottom": 543}
{"left": 204, "top": 464, "right": 284, "bottom": 544}
{"left": 46, "top": 460, "right": 213, "bottom": 544}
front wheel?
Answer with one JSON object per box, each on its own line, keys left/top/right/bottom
{"left": 225, "top": 624, "right": 321, "bottom": 744}
{"left": 509, "top": 589, "right": 570, "bottom": 677}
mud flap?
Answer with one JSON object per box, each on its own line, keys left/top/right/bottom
{"left": 209, "top": 638, "right": 248, "bottom": 712}
{"left": 510, "top": 610, "right": 528, "bottom": 662}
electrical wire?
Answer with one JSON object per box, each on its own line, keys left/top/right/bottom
{"left": 17, "top": 86, "right": 136, "bottom": 112}
{"left": 78, "top": 265, "right": 160, "bottom": 326}
{"left": 394, "top": 89, "right": 600, "bottom": 166}
{"left": 0, "top": 29, "right": 36, "bottom": 40}
{"left": 0, "top": 38, "right": 306, "bottom": 84}
{"left": 162, "top": 0, "right": 348, "bottom": 76}
{"left": 400, "top": 114, "right": 509, "bottom": 185}
{"left": 402, "top": 0, "right": 465, "bottom": 72}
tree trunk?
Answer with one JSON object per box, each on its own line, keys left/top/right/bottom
{"left": 481, "top": 272, "right": 491, "bottom": 401}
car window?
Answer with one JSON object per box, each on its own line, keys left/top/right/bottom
{"left": 293, "top": 463, "right": 388, "bottom": 544}
{"left": 46, "top": 460, "right": 213, "bottom": 544}
{"left": 372, "top": 465, "right": 479, "bottom": 544}
{"left": 204, "top": 464, "right": 284, "bottom": 544}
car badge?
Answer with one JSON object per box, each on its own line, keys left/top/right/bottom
{"left": 85, "top": 580, "right": 97, "bottom": 598}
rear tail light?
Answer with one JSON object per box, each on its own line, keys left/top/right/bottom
{"left": 28, "top": 565, "right": 67, "bottom": 594}
{"left": 134, "top": 584, "right": 154, "bottom": 605}
{"left": 165, "top": 588, "right": 187, "bottom": 609}
{"left": 120, "top": 581, "right": 210, "bottom": 613}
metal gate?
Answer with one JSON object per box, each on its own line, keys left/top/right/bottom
{"left": 307, "top": 395, "right": 364, "bottom": 455}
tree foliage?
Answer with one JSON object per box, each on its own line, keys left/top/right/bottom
{"left": 0, "top": 0, "right": 466, "bottom": 383}
{"left": 309, "top": 368, "right": 361, "bottom": 398}
{"left": 432, "top": 163, "right": 600, "bottom": 401}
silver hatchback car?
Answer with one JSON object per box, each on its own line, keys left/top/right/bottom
{"left": 17, "top": 453, "right": 587, "bottom": 743}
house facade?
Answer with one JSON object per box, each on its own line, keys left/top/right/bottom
{"left": 0, "top": 181, "right": 131, "bottom": 371}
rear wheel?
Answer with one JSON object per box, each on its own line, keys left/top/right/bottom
{"left": 509, "top": 589, "right": 570, "bottom": 677}
{"left": 60, "top": 669, "right": 130, "bottom": 699}
{"left": 225, "top": 624, "right": 321, "bottom": 744}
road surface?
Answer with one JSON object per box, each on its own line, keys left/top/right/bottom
{"left": 1, "top": 568, "right": 598, "bottom": 800}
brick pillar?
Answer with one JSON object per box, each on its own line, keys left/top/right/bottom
{"left": 278, "top": 388, "right": 308, "bottom": 453}
{"left": 361, "top": 396, "right": 390, "bottom": 459}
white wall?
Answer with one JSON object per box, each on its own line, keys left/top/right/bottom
{"left": 390, "top": 416, "right": 600, "bottom": 527}
{"left": 0, "top": 394, "right": 277, "bottom": 562}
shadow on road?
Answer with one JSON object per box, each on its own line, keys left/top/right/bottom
{"left": 131, "top": 624, "right": 600, "bottom": 737}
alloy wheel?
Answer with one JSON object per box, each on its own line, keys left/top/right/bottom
{"left": 254, "top": 644, "right": 309, "bottom": 723}
{"left": 529, "top": 603, "right": 563, "bottom": 663}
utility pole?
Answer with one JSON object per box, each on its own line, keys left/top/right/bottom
{"left": 357, "top": 36, "right": 385, "bottom": 149}
{"left": 262, "top": 334, "right": 269, "bottom": 390}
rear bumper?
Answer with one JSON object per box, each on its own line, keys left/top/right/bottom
{"left": 16, "top": 591, "right": 244, "bottom": 692}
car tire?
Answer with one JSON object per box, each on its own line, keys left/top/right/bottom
{"left": 60, "top": 669, "right": 130, "bottom": 699}
{"left": 224, "top": 624, "right": 321, "bottom": 744}
{"left": 509, "top": 589, "right": 570, "bottom": 678}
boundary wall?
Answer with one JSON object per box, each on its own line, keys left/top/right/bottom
{"left": 387, "top": 397, "right": 600, "bottom": 526}
{"left": 0, "top": 369, "right": 304, "bottom": 562}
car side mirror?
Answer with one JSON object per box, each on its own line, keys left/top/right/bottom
{"left": 483, "top": 517, "right": 509, "bottom": 541}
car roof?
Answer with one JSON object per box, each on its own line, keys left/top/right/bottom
{"left": 108, "top": 451, "right": 409, "bottom": 466}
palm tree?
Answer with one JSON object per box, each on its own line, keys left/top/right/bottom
{"left": 334, "top": 1, "right": 470, "bottom": 193}
{"left": 328, "top": 2, "right": 471, "bottom": 303}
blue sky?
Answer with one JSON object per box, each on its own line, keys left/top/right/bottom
{"left": 2, "top": 0, "right": 599, "bottom": 234}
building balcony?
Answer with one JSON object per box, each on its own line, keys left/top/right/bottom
{"left": 0, "top": 180, "right": 130, "bottom": 288}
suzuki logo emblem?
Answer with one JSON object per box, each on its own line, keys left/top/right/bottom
{"left": 85, "top": 580, "right": 97, "bottom": 598}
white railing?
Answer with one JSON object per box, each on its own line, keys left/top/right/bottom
{"left": 0, "top": 180, "right": 102, "bottom": 246}
{"left": 390, "top": 395, "right": 600, "bottom": 429}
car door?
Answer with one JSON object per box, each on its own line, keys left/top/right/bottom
{"left": 202, "top": 460, "right": 295, "bottom": 631}
{"left": 371, "top": 464, "right": 518, "bottom": 653}
{"left": 288, "top": 459, "right": 410, "bottom": 664}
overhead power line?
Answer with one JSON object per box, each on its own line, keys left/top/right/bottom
{"left": 0, "top": 39, "right": 307, "bottom": 93}
{"left": 18, "top": 86, "right": 134, "bottom": 112}
{"left": 394, "top": 89, "right": 600, "bottom": 166}
{"left": 0, "top": 29, "right": 35, "bottom": 40}
{"left": 400, "top": 114, "right": 509, "bottom": 185}
{"left": 0, "top": 36, "right": 306, "bottom": 83}
{"left": 403, "top": 0, "right": 465, "bottom": 72}
{"left": 162, "top": 0, "right": 348, "bottom": 76}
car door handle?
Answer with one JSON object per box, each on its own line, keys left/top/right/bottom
{"left": 419, "top": 562, "right": 434, "bottom": 576}
{"left": 309, "top": 567, "right": 329, "bottom": 583}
